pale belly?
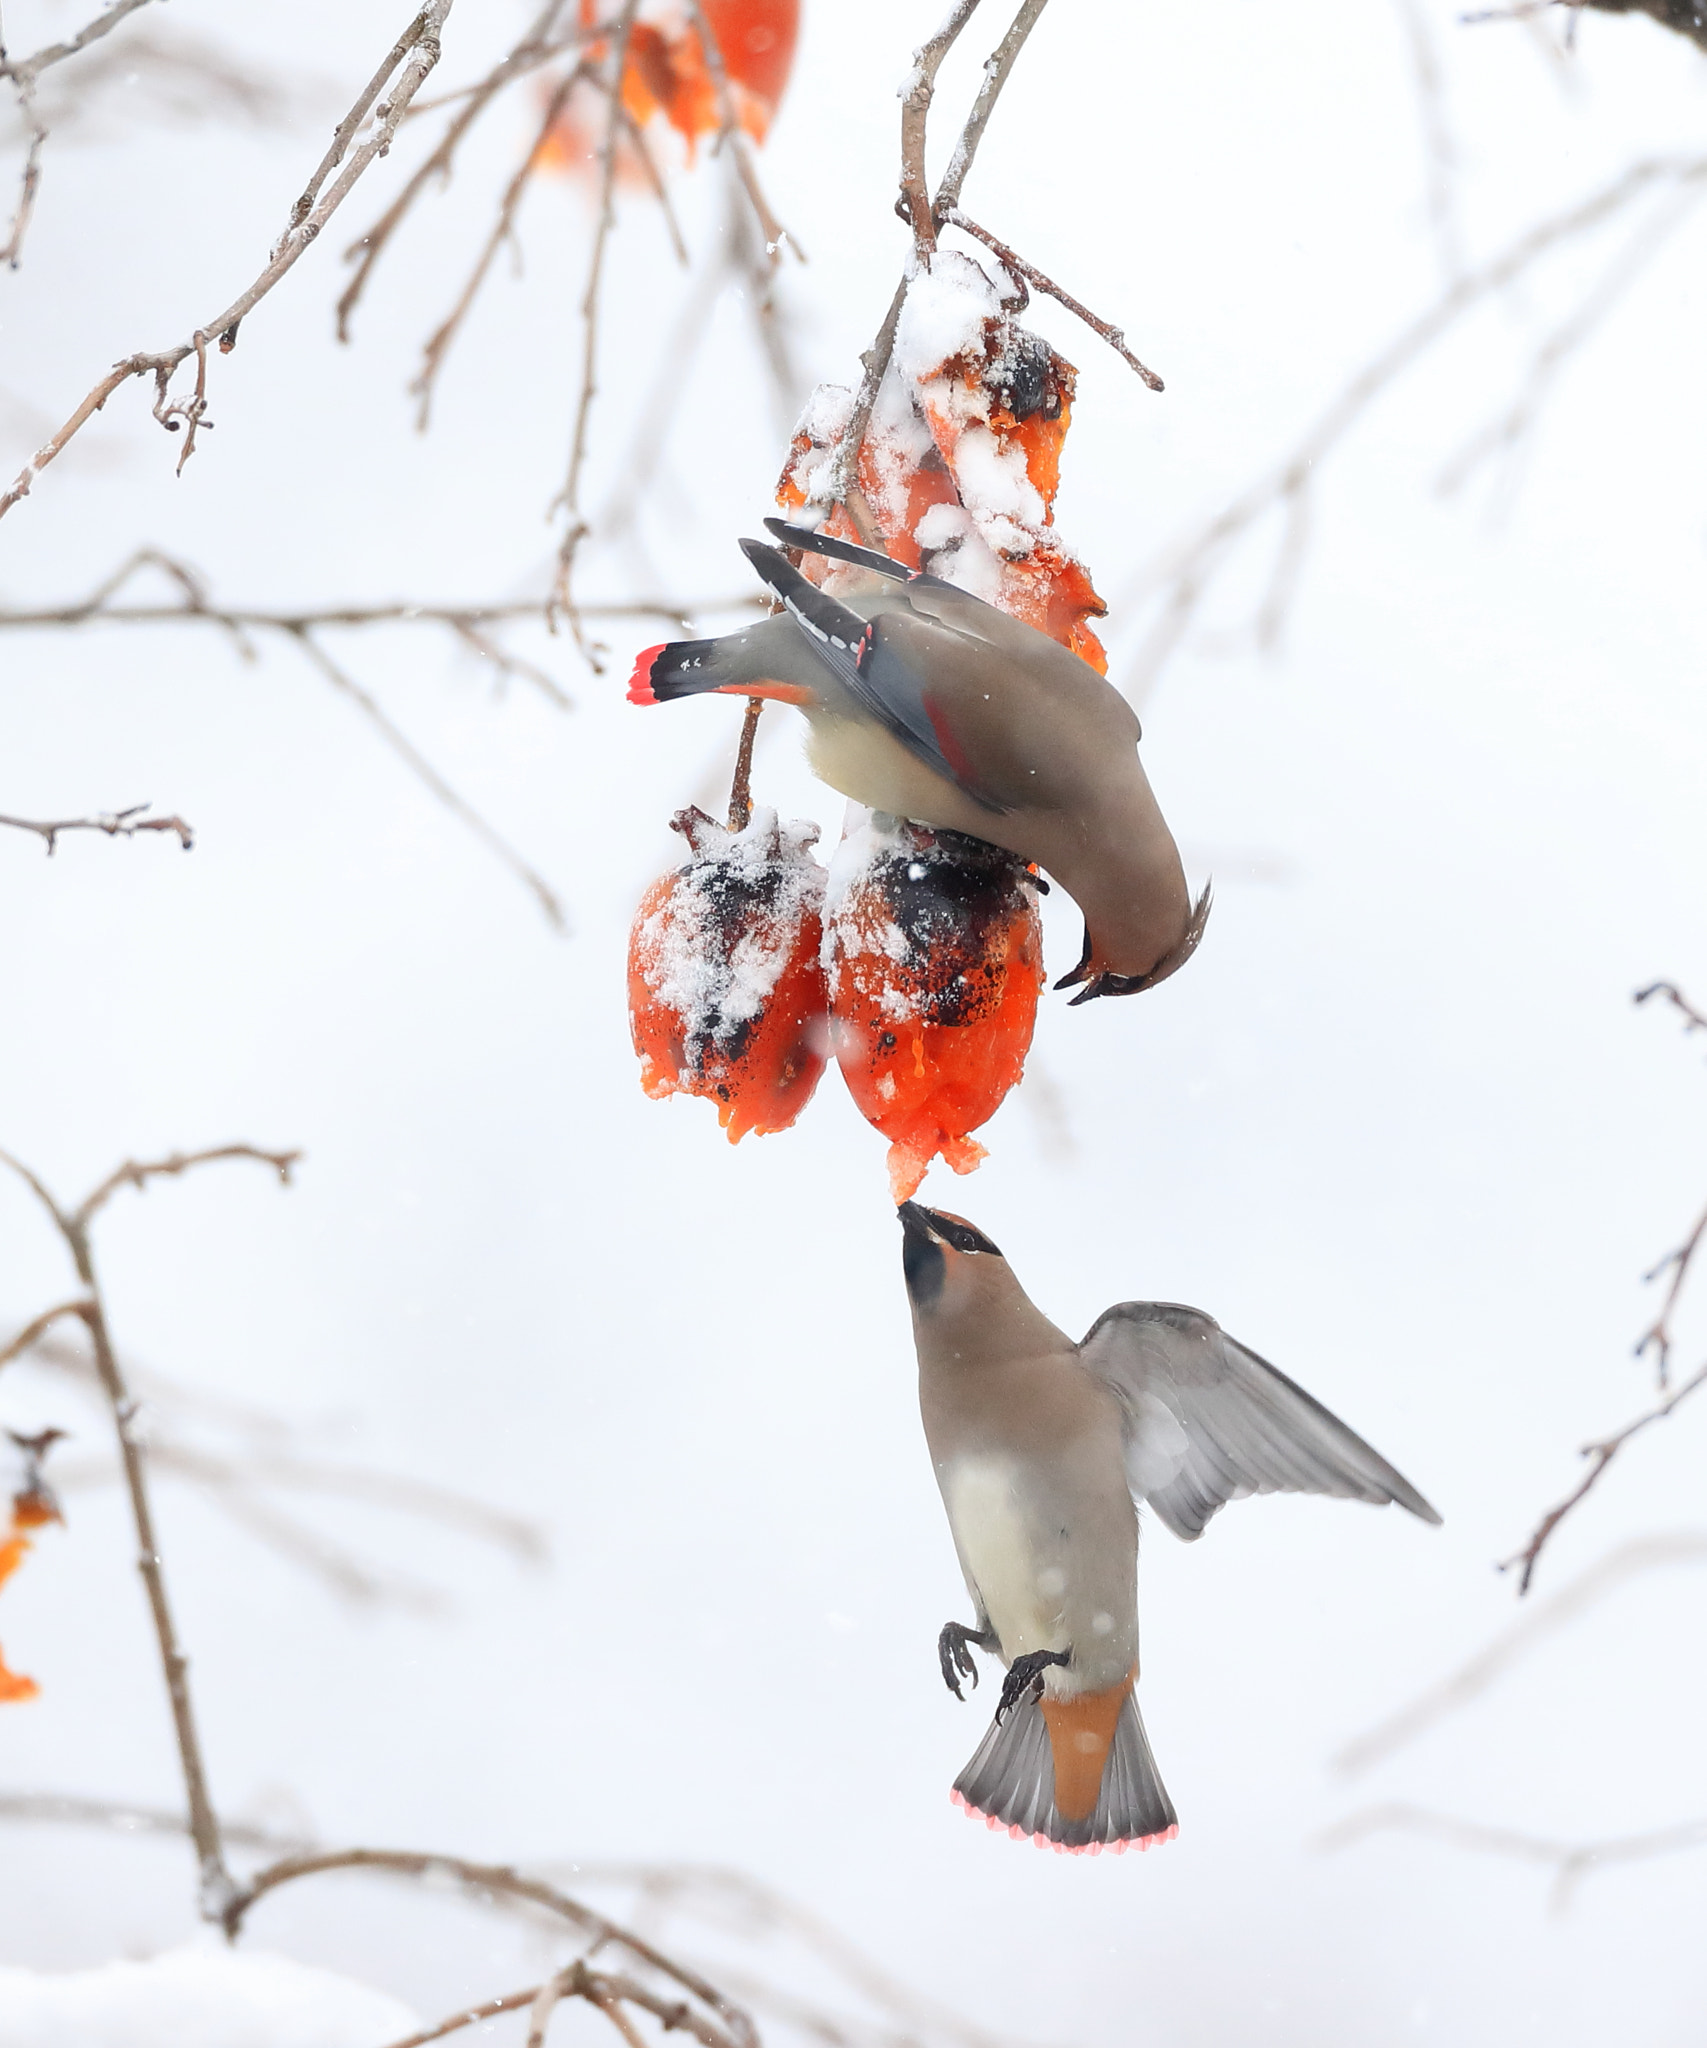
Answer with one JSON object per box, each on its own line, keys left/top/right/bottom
{"left": 941, "top": 1456, "right": 1134, "bottom": 1689}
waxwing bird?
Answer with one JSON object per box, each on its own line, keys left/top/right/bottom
{"left": 897, "top": 1201, "right": 1440, "bottom": 1855}
{"left": 628, "top": 520, "right": 1211, "bottom": 1002}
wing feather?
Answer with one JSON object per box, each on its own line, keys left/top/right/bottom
{"left": 1077, "top": 1302, "right": 1441, "bottom": 1541}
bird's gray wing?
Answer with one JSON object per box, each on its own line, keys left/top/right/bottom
{"left": 1077, "top": 1302, "right": 1441, "bottom": 1541}
{"left": 739, "top": 538, "right": 1012, "bottom": 814}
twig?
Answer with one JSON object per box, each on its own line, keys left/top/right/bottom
{"left": 1636, "top": 980, "right": 1707, "bottom": 1035}
{"left": 726, "top": 699, "right": 763, "bottom": 831}
{"left": 1502, "top": 1359, "right": 1707, "bottom": 1594}
{"left": 1318, "top": 1802, "right": 1707, "bottom": 1914}
{"left": 0, "top": 802, "right": 193, "bottom": 854}
{"left": 1390, "top": 0, "right": 1465, "bottom": 288}
{"left": 0, "top": 1300, "right": 91, "bottom": 1374}
{"left": 0, "top": 1, "right": 456, "bottom": 520}
{"left": 0, "top": 0, "right": 158, "bottom": 83}
{"left": 1122, "top": 152, "right": 1707, "bottom": 695}
{"left": 224, "top": 1847, "right": 758, "bottom": 2048}
{"left": 941, "top": 207, "right": 1163, "bottom": 390}
{"left": 0, "top": 1143, "right": 299, "bottom": 1918}
{"left": 897, "top": 0, "right": 984, "bottom": 259}
{"left": 550, "top": 0, "right": 642, "bottom": 653}
{"left": 821, "top": 0, "right": 1049, "bottom": 517}
{"left": 386, "top": 1987, "right": 544, "bottom": 2048}
{"left": 286, "top": 626, "right": 568, "bottom": 932}
{"left": 410, "top": 56, "right": 599, "bottom": 429}
{"left": 0, "top": 113, "right": 43, "bottom": 268}
{"left": 681, "top": 0, "right": 793, "bottom": 263}
{"left": 932, "top": 0, "right": 1049, "bottom": 222}
{"left": 1635, "top": 1199, "right": 1707, "bottom": 1389}
{"left": 338, "top": 1, "right": 584, "bottom": 341}
{"left": 1333, "top": 1532, "right": 1707, "bottom": 1773}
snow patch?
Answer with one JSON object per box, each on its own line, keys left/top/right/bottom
{"left": 0, "top": 1939, "right": 420, "bottom": 2048}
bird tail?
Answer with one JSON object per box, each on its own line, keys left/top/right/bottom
{"left": 626, "top": 618, "right": 816, "bottom": 708}
{"left": 951, "top": 1679, "right": 1178, "bottom": 1856}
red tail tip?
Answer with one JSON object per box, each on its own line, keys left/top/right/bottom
{"left": 949, "top": 1789, "right": 1178, "bottom": 1857}
{"left": 627, "top": 644, "right": 667, "bottom": 705}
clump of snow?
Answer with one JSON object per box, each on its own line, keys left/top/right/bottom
{"left": 891, "top": 249, "right": 1004, "bottom": 385}
{"left": 0, "top": 1939, "right": 420, "bottom": 2048}
{"left": 633, "top": 806, "right": 826, "bottom": 1059}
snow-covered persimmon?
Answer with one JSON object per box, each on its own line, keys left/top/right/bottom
{"left": 824, "top": 815, "right": 1044, "bottom": 1203}
{"left": 776, "top": 251, "right": 1109, "bottom": 669}
{"left": 628, "top": 805, "right": 829, "bottom": 1142}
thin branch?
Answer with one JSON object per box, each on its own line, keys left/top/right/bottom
{"left": 1635, "top": 1198, "right": 1707, "bottom": 1389}
{"left": 1390, "top": 0, "right": 1465, "bottom": 288}
{"left": 818, "top": 275, "right": 908, "bottom": 517}
{"left": 1502, "top": 1357, "right": 1707, "bottom": 1594}
{"left": 1333, "top": 1532, "right": 1707, "bottom": 1774}
{"left": 385, "top": 1987, "right": 544, "bottom": 2048}
{"left": 0, "top": 0, "right": 157, "bottom": 85}
{"left": 0, "top": 113, "right": 44, "bottom": 268}
{"left": 1318, "top": 1802, "right": 1707, "bottom": 1914}
{"left": 725, "top": 699, "right": 763, "bottom": 831}
{"left": 0, "top": 1142, "right": 298, "bottom": 1918}
{"left": 1122, "top": 152, "right": 1707, "bottom": 695}
{"left": 897, "top": 0, "right": 985, "bottom": 259}
{"left": 0, "top": 0, "right": 456, "bottom": 520}
{"left": 409, "top": 56, "right": 598, "bottom": 429}
{"left": 681, "top": 0, "right": 793, "bottom": 263}
{"left": 1635, "top": 979, "right": 1707, "bottom": 1036}
{"left": 550, "top": 0, "right": 642, "bottom": 652}
{"left": 224, "top": 1847, "right": 758, "bottom": 2048}
{"left": 0, "top": 1299, "right": 92, "bottom": 1374}
{"left": 0, "top": 1789, "right": 305, "bottom": 1855}
{"left": 932, "top": 0, "right": 1049, "bottom": 220}
{"left": 287, "top": 626, "right": 568, "bottom": 933}
{"left": 942, "top": 207, "right": 1163, "bottom": 389}
{"left": 0, "top": 802, "right": 193, "bottom": 854}
{"left": 337, "top": 1, "right": 585, "bottom": 341}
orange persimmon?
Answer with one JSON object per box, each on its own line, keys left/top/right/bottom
{"left": 824, "top": 816, "right": 1044, "bottom": 1203}
{"left": 628, "top": 805, "right": 828, "bottom": 1142}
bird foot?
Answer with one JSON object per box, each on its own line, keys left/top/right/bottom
{"left": 939, "top": 1621, "right": 998, "bottom": 1700}
{"left": 996, "top": 1649, "right": 1070, "bottom": 1722}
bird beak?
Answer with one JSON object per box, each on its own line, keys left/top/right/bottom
{"left": 897, "top": 1200, "right": 940, "bottom": 1245}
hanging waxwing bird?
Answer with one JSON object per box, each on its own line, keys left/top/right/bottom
{"left": 627, "top": 520, "right": 1211, "bottom": 1002}
{"left": 897, "top": 1202, "right": 1441, "bottom": 1854}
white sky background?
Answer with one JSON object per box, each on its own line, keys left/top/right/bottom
{"left": 1, "top": 0, "right": 1706, "bottom": 2042}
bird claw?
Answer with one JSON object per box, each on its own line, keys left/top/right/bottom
{"left": 938, "top": 1620, "right": 997, "bottom": 1701}
{"left": 995, "top": 1649, "right": 1070, "bottom": 1723}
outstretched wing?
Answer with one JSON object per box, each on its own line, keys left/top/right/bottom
{"left": 1077, "top": 1302, "right": 1441, "bottom": 1541}
{"left": 739, "top": 538, "right": 1012, "bottom": 813}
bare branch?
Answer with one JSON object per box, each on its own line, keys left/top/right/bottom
{"left": 409, "top": 56, "right": 598, "bottom": 429}
{"left": 0, "top": 802, "right": 193, "bottom": 854}
{"left": 337, "top": 2, "right": 587, "bottom": 340}
{"left": 681, "top": 0, "right": 794, "bottom": 263}
{"left": 1319, "top": 1802, "right": 1707, "bottom": 1913}
{"left": 1334, "top": 1533, "right": 1707, "bottom": 1773}
{"left": 897, "top": 0, "right": 985, "bottom": 259}
{"left": 1635, "top": 979, "right": 1707, "bottom": 1036}
{"left": 942, "top": 207, "right": 1164, "bottom": 389}
{"left": 0, "top": 1141, "right": 298, "bottom": 1916}
{"left": 0, "top": 1790, "right": 305, "bottom": 1855}
{"left": 725, "top": 700, "right": 763, "bottom": 832}
{"left": 0, "top": 115, "right": 44, "bottom": 269}
{"left": 550, "top": 0, "right": 641, "bottom": 650}
{"left": 0, "top": 0, "right": 159, "bottom": 87}
{"left": 1502, "top": 1358, "right": 1707, "bottom": 1594}
{"left": 0, "top": 0, "right": 457, "bottom": 521}
{"left": 384, "top": 1987, "right": 544, "bottom": 2048}
{"left": 288, "top": 627, "right": 568, "bottom": 933}
{"left": 1123, "top": 152, "right": 1707, "bottom": 695}
{"left": 224, "top": 1847, "right": 758, "bottom": 2048}
{"left": 932, "top": 0, "right": 1049, "bottom": 219}
{"left": 0, "top": 1299, "right": 92, "bottom": 1374}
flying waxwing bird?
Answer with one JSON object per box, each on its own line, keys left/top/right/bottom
{"left": 627, "top": 519, "right": 1211, "bottom": 1002}
{"left": 897, "top": 1201, "right": 1441, "bottom": 1854}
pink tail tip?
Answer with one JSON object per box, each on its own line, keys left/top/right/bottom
{"left": 949, "top": 1788, "right": 1178, "bottom": 1857}
{"left": 627, "top": 644, "right": 667, "bottom": 705}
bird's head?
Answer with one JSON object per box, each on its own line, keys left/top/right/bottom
{"left": 898, "top": 1201, "right": 1008, "bottom": 1313}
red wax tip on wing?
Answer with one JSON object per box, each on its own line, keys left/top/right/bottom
{"left": 627, "top": 644, "right": 666, "bottom": 705}
{"left": 948, "top": 1788, "right": 1178, "bottom": 1857}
